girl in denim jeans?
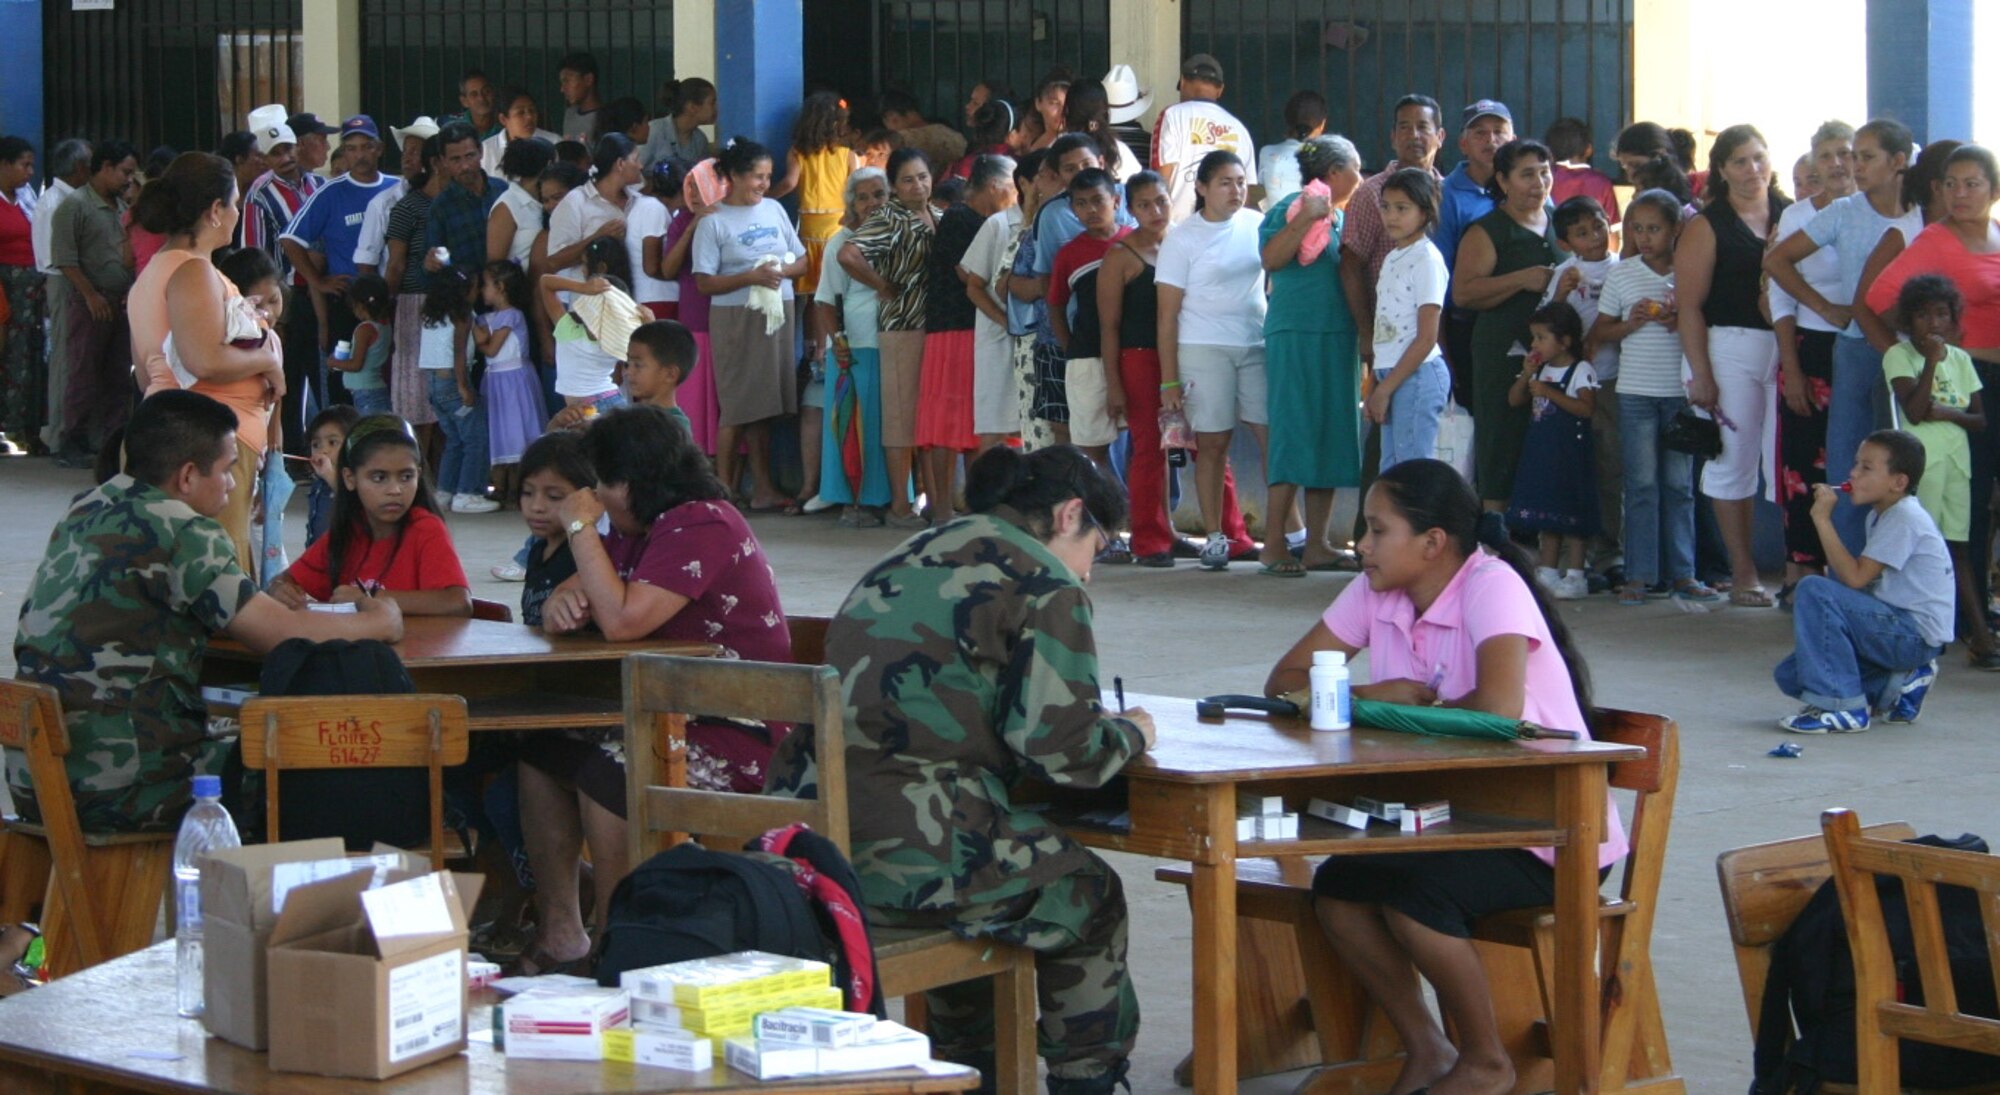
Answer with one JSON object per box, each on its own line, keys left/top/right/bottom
{"left": 420, "top": 268, "right": 494, "bottom": 513}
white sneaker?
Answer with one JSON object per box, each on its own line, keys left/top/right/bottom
{"left": 801, "top": 495, "right": 837, "bottom": 514}
{"left": 490, "top": 562, "right": 526, "bottom": 582}
{"left": 1198, "top": 532, "right": 1231, "bottom": 571}
{"left": 453, "top": 492, "right": 499, "bottom": 514}
{"left": 1535, "top": 566, "right": 1563, "bottom": 596}
{"left": 1556, "top": 569, "right": 1590, "bottom": 600}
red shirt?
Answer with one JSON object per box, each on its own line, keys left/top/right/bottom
{"left": 1866, "top": 221, "right": 2000, "bottom": 350}
{"left": 1047, "top": 227, "right": 1131, "bottom": 355}
{"left": 0, "top": 195, "right": 33, "bottom": 267}
{"left": 1551, "top": 163, "right": 1621, "bottom": 224}
{"left": 285, "top": 506, "right": 470, "bottom": 602}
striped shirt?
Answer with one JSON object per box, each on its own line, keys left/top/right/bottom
{"left": 850, "top": 200, "right": 943, "bottom": 331}
{"left": 242, "top": 170, "right": 322, "bottom": 285}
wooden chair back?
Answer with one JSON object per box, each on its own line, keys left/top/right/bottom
{"left": 470, "top": 598, "right": 516, "bottom": 623}
{"left": 238, "top": 695, "right": 470, "bottom": 870}
{"left": 623, "top": 654, "right": 848, "bottom": 867}
{"left": 1822, "top": 808, "right": 2000, "bottom": 1091}
{"left": 0, "top": 681, "right": 104, "bottom": 967}
{"left": 787, "top": 615, "right": 832, "bottom": 668}
{"left": 1595, "top": 709, "right": 1678, "bottom": 910}
{"left": 1717, "top": 819, "right": 1916, "bottom": 1038}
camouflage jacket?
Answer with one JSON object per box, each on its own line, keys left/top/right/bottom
{"left": 9, "top": 476, "right": 257, "bottom": 831}
{"left": 770, "top": 509, "right": 1145, "bottom": 911}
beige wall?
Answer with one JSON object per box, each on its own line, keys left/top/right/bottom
{"left": 301, "top": 0, "right": 361, "bottom": 121}
{"left": 1109, "top": 0, "right": 1178, "bottom": 134}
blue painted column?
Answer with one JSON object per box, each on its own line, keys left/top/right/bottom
{"left": 1866, "top": 0, "right": 1973, "bottom": 142}
{"left": 714, "top": 0, "right": 803, "bottom": 163}
{"left": 0, "top": 0, "right": 45, "bottom": 165}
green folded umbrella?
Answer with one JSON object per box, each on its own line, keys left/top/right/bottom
{"left": 1351, "top": 699, "right": 1579, "bottom": 741}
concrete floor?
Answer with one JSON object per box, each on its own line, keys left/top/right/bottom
{"left": 4, "top": 453, "right": 1997, "bottom": 1094}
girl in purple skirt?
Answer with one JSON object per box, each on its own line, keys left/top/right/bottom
{"left": 475, "top": 261, "right": 548, "bottom": 508}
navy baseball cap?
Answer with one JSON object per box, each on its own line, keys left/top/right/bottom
{"left": 286, "top": 112, "right": 338, "bottom": 136}
{"left": 1461, "top": 99, "right": 1513, "bottom": 129}
{"left": 339, "top": 115, "right": 381, "bottom": 142}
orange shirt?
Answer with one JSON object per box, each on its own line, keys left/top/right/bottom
{"left": 129, "top": 249, "right": 272, "bottom": 451}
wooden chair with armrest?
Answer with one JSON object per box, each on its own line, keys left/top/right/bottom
{"left": 238, "top": 694, "right": 470, "bottom": 871}
{"left": 0, "top": 680, "right": 175, "bottom": 980}
{"left": 1153, "top": 708, "right": 1683, "bottom": 1094}
{"left": 623, "top": 653, "right": 1038, "bottom": 1095}
{"left": 1822, "top": 808, "right": 2000, "bottom": 1095}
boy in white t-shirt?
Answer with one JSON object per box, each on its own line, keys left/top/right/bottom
{"left": 1151, "top": 53, "right": 1256, "bottom": 224}
{"left": 1542, "top": 195, "right": 1623, "bottom": 582}
{"left": 1776, "top": 430, "right": 1954, "bottom": 734}
{"left": 1365, "top": 168, "right": 1451, "bottom": 472}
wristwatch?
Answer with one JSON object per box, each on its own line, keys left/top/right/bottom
{"left": 567, "top": 518, "right": 588, "bottom": 537}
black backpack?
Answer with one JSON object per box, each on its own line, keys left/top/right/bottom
{"left": 595, "top": 835, "right": 886, "bottom": 1017}
{"left": 255, "top": 638, "right": 430, "bottom": 851}
{"left": 1750, "top": 833, "right": 2000, "bottom": 1094}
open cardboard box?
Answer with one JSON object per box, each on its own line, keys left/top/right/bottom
{"left": 266, "top": 864, "right": 483, "bottom": 1079}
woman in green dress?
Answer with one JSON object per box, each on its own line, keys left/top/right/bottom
{"left": 1454, "top": 138, "right": 1559, "bottom": 510}
{"left": 1257, "top": 134, "right": 1365, "bottom": 574}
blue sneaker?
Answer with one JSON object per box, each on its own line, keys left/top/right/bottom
{"left": 1882, "top": 660, "right": 1938, "bottom": 724}
{"left": 1779, "top": 706, "right": 1870, "bottom": 734}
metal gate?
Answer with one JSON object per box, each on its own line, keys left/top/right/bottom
{"left": 360, "top": 1, "right": 675, "bottom": 138}
{"left": 880, "top": 0, "right": 1111, "bottom": 123}
{"left": 44, "top": 0, "right": 303, "bottom": 155}
{"left": 1182, "top": 0, "right": 1633, "bottom": 173}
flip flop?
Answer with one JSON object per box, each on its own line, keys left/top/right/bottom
{"left": 1258, "top": 560, "right": 1308, "bottom": 578}
{"left": 1305, "top": 552, "right": 1363, "bottom": 572}
{"left": 1730, "top": 586, "right": 1776, "bottom": 608}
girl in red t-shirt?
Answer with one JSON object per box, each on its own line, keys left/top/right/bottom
{"left": 271, "top": 415, "right": 473, "bottom": 616}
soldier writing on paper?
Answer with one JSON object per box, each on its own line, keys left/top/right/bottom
{"left": 769, "top": 444, "right": 1154, "bottom": 1095}
{"left": 9, "top": 391, "right": 402, "bottom": 833}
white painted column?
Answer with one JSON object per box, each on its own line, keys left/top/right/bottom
{"left": 1108, "top": 0, "right": 1179, "bottom": 135}
{"left": 301, "top": 0, "right": 362, "bottom": 120}
{"left": 674, "top": 0, "right": 719, "bottom": 142}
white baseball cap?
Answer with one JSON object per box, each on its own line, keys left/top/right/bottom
{"left": 1103, "top": 64, "right": 1153, "bottom": 124}
{"left": 392, "top": 115, "right": 441, "bottom": 144}
{"left": 253, "top": 122, "right": 298, "bottom": 155}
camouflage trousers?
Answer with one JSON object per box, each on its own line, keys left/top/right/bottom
{"left": 869, "top": 850, "right": 1138, "bottom": 1082}
{"left": 10, "top": 736, "right": 236, "bottom": 834}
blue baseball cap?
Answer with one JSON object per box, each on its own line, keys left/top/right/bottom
{"left": 339, "top": 114, "right": 380, "bottom": 142}
{"left": 1461, "top": 99, "right": 1513, "bottom": 130}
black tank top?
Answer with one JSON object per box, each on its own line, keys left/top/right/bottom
{"left": 1116, "top": 244, "right": 1159, "bottom": 350}
{"left": 1700, "top": 196, "right": 1785, "bottom": 330}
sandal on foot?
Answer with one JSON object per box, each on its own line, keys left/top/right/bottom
{"left": 508, "top": 943, "right": 592, "bottom": 979}
{"left": 1617, "top": 583, "right": 1649, "bottom": 606}
{"left": 1258, "top": 559, "right": 1308, "bottom": 578}
{"left": 1730, "top": 586, "right": 1776, "bottom": 608}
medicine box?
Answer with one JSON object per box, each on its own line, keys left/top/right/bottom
{"left": 602, "top": 1025, "right": 713, "bottom": 1071}
{"left": 502, "top": 985, "right": 631, "bottom": 1061}
{"left": 630, "top": 983, "right": 843, "bottom": 1038}
{"left": 755, "top": 1006, "right": 878, "bottom": 1048}
{"left": 725, "top": 1020, "right": 931, "bottom": 1079}
{"left": 1235, "top": 791, "right": 1284, "bottom": 818}
{"left": 1256, "top": 813, "right": 1299, "bottom": 840}
{"left": 1355, "top": 796, "right": 1404, "bottom": 822}
{"left": 1305, "top": 798, "right": 1372, "bottom": 830}
{"left": 621, "top": 950, "right": 831, "bottom": 1009}
{"left": 1398, "top": 800, "right": 1452, "bottom": 832}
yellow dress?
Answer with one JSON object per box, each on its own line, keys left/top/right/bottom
{"left": 796, "top": 145, "right": 853, "bottom": 294}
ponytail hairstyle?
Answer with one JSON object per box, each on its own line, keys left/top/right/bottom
{"left": 1527, "top": 301, "right": 1587, "bottom": 363}
{"left": 1380, "top": 167, "right": 1440, "bottom": 231}
{"left": 582, "top": 234, "right": 631, "bottom": 285}
{"left": 1904, "top": 139, "right": 1964, "bottom": 219}
{"left": 1191, "top": 149, "right": 1243, "bottom": 214}
{"left": 967, "top": 97, "right": 1016, "bottom": 149}
{"left": 643, "top": 157, "right": 685, "bottom": 201}
{"left": 589, "top": 133, "right": 637, "bottom": 182}
{"left": 1855, "top": 118, "right": 1915, "bottom": 178}
{"left": 327, "top": 415, "right": 438, "bottom": 591}
{"left": 659, "top": 77, "right": 716, "bottom": 121}
{"left": 965, "top": 444, "right": 1128, "bottom": 544}
{"left": 1632, "top": 154, "right": 1693, "bottom": 206}
{"left": 792, "top": 91, "right": 849, "bottom": 156}
{"left": 716, "top": 136, "right": 773, "bottom": 181}
{"left": 1614, "top": 121, "right": 1701, "bottom": 175}
{"left": 132, "top": 151, "right": 235, "bottom": 237}
{"left": 345, "top": 273, "right": 394, "bottom": 324}
{"left": 593, "top": 97, "right": 647, "bottom": 146}
{"left": 1625, "top": 187, "right": 1686, "bottom": 231}
{"left": 482, "top": 259, "right": 531, "bottom": 315}
{"left": 1372, "top": 459, "right": 1595, "bottom": 727}
{"left": 1061, "top": 78, "right": 1121, "bottom": 168}
{"left": 421, "top": 265, "right": 472, "bottom": 327}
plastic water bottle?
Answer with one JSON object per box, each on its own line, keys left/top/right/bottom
{"left": 1310, "top": 650, "right": 1351, "bottom": 732}
{"left": 173, "top": 774, "right": 240, "bottom": 1018}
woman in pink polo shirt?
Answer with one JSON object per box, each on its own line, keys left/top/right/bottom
{"left": 1265, "top": 457, "right": 1628, "bottom": 1095}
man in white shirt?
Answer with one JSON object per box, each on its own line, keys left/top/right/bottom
{"left": 33, "top": 138, "right": 91, "bottom": 451}
{"left": 1150, "top": 53, "right": 1256, "bottom": 224}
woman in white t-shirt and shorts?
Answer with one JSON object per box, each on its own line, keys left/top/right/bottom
{"left": 1158, "top": 150, "right": 1269, "bottom": 572}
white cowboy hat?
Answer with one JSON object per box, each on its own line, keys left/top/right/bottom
{"left": 392, "top": 115, "right": 442, "bottom": 144}
{"left": 1103, "top": 64, "right": 1153, "bottom": 124}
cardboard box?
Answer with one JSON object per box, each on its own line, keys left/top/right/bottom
{"left": 603, "top": 1026, "right": 714, "bottom": 1071}
{"left": 502, "top": 985, "right": 630, "bottom": 1061}
{"left": 1256, "top": 813, "right": 1299, "bottom": 841}
{"left": 198, "top": 838, "right": 350, "bottom": 1050}
{"left": 755, "top": 1006, "right": 877, "bottom": 1048}
{"left": 1234, "top": 791, "right": 1283, "bottom": 818}
{"left": 266, "top": 867, "right": 483, "bottom": 1080}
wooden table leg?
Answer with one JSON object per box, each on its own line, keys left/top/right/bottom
{"left": 1191, "top": 784, "right": 1238, "bottom": 1095}
{"left": 1552, "top": 763, "right": 1607, "bottom": 1095}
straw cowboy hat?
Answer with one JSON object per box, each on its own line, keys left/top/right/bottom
{"left": 1103, "top": 64, "right": 1153, "bottom": 124}
{"left": 392, "top": 116, "right": 442, "bottom": 144}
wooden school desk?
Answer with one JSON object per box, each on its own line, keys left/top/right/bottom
{"left": 204, "top": 617, "right": 720, "bottom": 732}
{"left": 0, "top": 942, "right": 980, "bottom": 1095}
{"left": 1058, "top": 693, "right": 1643, "bottom": 1095}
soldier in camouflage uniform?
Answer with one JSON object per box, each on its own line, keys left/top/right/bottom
{"left": 770, "top": 445, "right": 1155, "bottom": 1095}
{"left": 9, "top": 391, "right": 401, "bottom": 832}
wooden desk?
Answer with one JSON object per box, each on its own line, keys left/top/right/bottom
{"left": 0, "top": 943, "right": 979, "bottom": 1095}
{"left": 203, "top": 617, "right": 721, "bottom": 732}
{"left": 1065, "top": 694, "right": 1644, "bottom": 1095}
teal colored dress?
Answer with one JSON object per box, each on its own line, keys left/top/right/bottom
{"left": 1260, "top": 195, "right": 1361, "bottom": 488}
